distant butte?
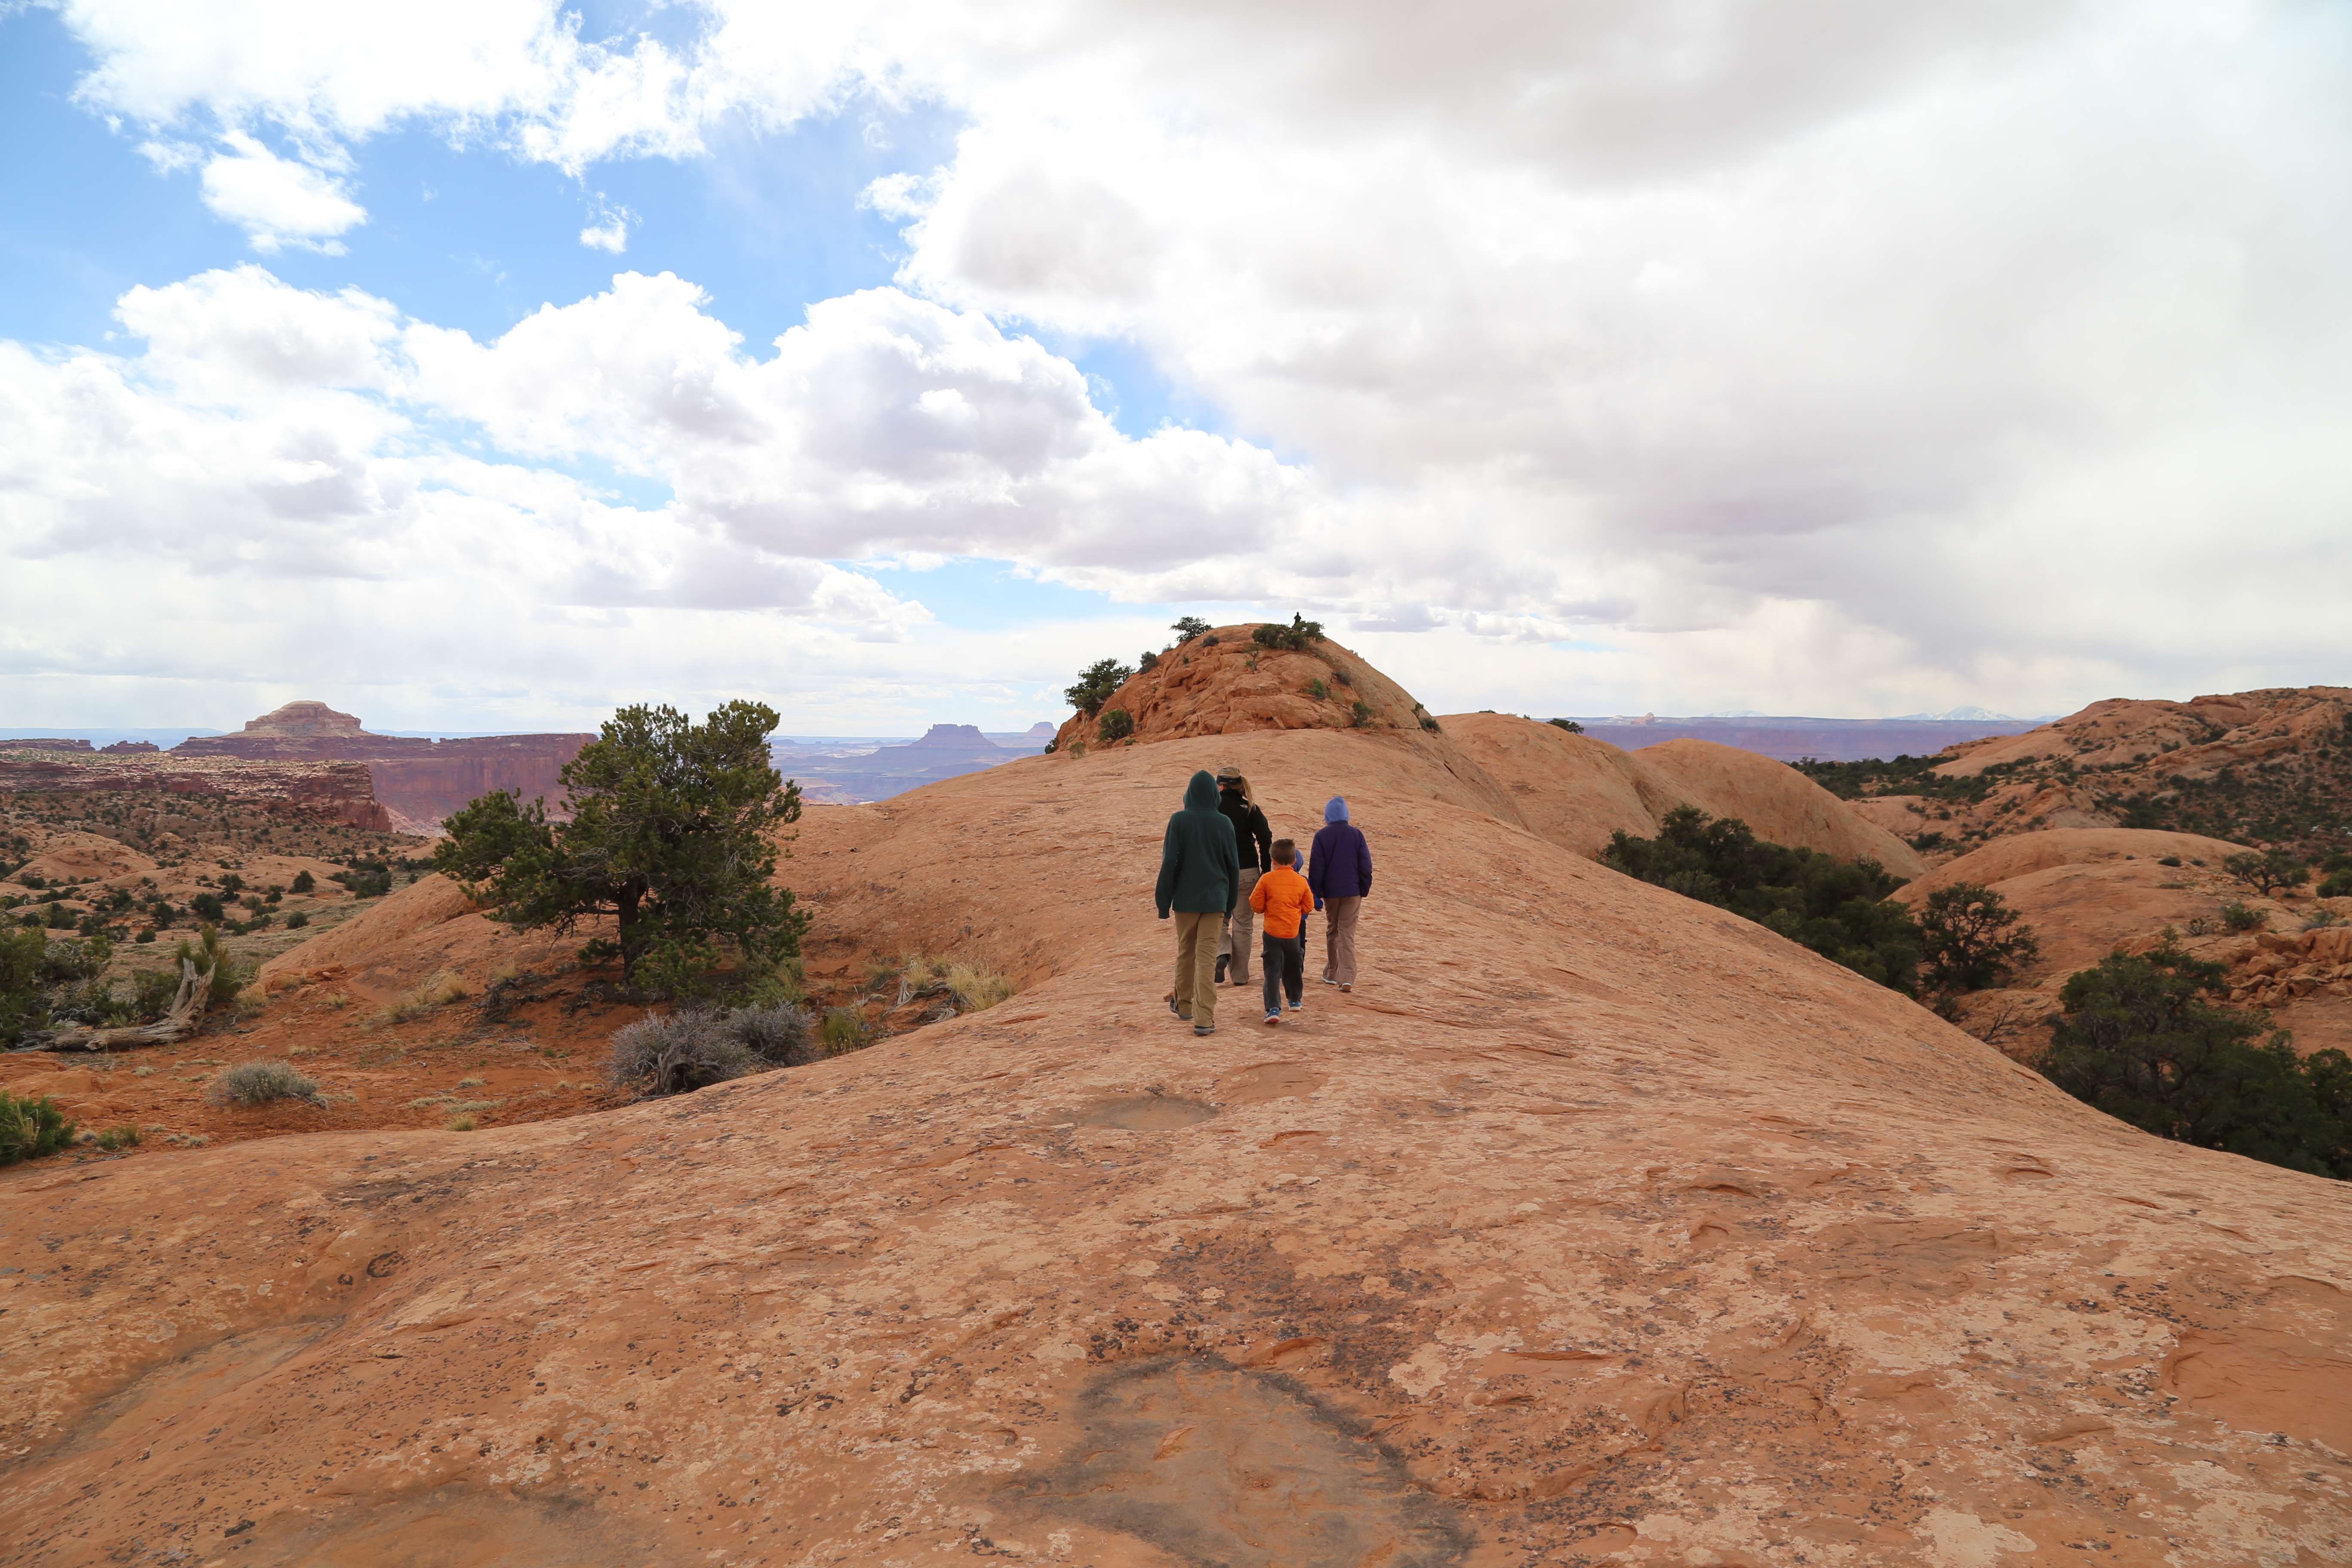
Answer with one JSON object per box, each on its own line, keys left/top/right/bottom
{"left": 174, "top": 702, "right": 593, "bottom": 833}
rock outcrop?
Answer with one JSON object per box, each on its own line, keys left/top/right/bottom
{"left": 1894, "top": 827, "right": 2352, "bottom": 1060}
{"left": 1445, "top": 713, "right": 1926, "bottom": 874}
{"left": 1824, "top": 685, "right": 2352, "bottom": 858}
{"left": 172, "top": 703, "right": 592, "bottom": 831}
{"left": 1054, "top": 625, "right": 1436, "bottom": 748}
{"left": 5, "top": 726, "right": 2349, "bottom": 1565}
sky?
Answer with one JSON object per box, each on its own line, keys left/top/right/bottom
{"left": 2, "top": 0, "right": 2348, "bottom": 736}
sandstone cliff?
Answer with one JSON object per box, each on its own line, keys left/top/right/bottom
{"left": 172, "top": 702, "right": 591, "bottom": 832}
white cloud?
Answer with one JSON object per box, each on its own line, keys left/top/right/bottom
{"left": 198, "top": 132, "right": 365, "bottom": 252}
{"left": 34, "top": 0, "right": 2352, "bottom": 718}
{"left": 579, "top": 198, "right": 633, "bottom": 253}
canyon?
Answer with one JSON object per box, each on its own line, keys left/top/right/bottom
{"left": 172, "top": 701, "right": 592, "bottom": 834}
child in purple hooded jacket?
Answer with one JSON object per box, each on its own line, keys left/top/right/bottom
{"left": 1305, "top": 796, "right": 1372, "bottom": 991}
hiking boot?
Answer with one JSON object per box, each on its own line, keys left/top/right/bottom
{"left": 1169, "top": 996, "right": 1190, "bottom": 1020}
{"left": 1215, "top": 954, "right": 1230, "bottom": 985}
{"left": 1339, "top": 982, "right": 1353, "bottom": 992}
{"left": 1193, "top": 1023, "right": 1216, "bottom": 1036}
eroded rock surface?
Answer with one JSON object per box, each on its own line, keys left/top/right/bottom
{"left": 4, "top": 730, "right": 2347, "bottom": 1566}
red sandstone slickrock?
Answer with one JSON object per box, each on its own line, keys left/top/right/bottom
{"left": 3, "top": 653, "right": 2347, "bottom": 1567}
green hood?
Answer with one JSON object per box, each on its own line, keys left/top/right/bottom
{"left": 1158, "top": 769, "right": 1242, "bottom": 916}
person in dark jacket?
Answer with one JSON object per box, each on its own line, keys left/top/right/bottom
{"left": 1213, "top": 767, "right": 1273, "bottom": 988}
{"left": 1156, "top": 769, "right": 1240, "bottom": 1035}
{"left": 1306, "top": 795, "right": 1373, "bottom": 992}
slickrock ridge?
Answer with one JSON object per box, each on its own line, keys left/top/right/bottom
{"left": 1836, "top": 686, "right": 2352, "bottom": 857}
{"left": 1896, "top": 827, "right": 2352, "bottom": 1059}
{"left": 1445, "top": 714, "right": 1925, "bottom": 875}
{"left": 5, "top": 723, "right": 2348, "bottom": 1565}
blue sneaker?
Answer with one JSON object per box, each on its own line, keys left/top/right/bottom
{"left": 1289, "top": 1001, "right": 1304, "bottom": 1013}
{"left": 1264, "top": 1011, "right": 1281, "bottom": 1026}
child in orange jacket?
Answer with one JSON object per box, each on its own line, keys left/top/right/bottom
{"left": 1250, "top": 839, "right": 1315, "bottom": 1024}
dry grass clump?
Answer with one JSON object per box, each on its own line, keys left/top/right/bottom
{"left": 607, "top": 1001, "right": 818, "bottom": 1098}
{"left": 209, "top": 1060, "right": 323, "bottom": 1107}
{"left": 896, "top": 955, "right": 1017, "bottom": 1014}
{"left": 373, "top": 969, "right": 469, "bottom": 1026}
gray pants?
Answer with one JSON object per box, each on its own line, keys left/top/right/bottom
{"left": 1219, "top": 866, "right": 1262, "bottom": 983}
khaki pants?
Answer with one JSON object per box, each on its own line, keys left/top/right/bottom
{"left": 1219, "top": 866, "right": 1262, "bottom": 984}
{"left": 1171, "top": 910, "right": 1221, "bottom": 1029}
{"left": 1320, "top": 895, "right": 1363, "bottom": 986}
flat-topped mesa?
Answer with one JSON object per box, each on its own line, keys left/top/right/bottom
{"left": 173, "top": 701, "right": 594, "bottom": 831}
{"left": 240, "top": 699, "right": 372, "bottom": 739}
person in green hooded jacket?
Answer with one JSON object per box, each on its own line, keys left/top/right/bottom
{"left": 1156, "top": 769, "right": 1240, "bottom": 1035}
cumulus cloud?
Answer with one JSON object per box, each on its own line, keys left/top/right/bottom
{"left": 196, "top": 132, "right": 365, "bottom": 251}
{"left": 36, "top": 0, "right": 2352, "bottom": 716}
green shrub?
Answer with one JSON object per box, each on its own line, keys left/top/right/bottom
{"left": 1308, "top": 677, "right": 1329, "bottom": 701}
{"left": 1917, "top": 882, "right": 2040, "bottom": 996}
{"left": 1603, "top": 807, "right": 1921, "bottom": 994}
{"left": 175, "top": 925, "right": 240, "bottom": 1008}
{"left": 135, "top": 928, "right": 156, "bottom": 943}
{"left": 285, "top": 910, "right": 309, "bottom": 928}
{"left": 2220, "top": 901, "right": 2267, "bottom": 932}
{"left": 0, "top": 1091, "right": 75, "bottom": 1165}
{"left": 290, "top": 870, "right": 315, "bottom": 894}
{"left": 2036, "top": 943, "right": 2350, "bottom": 1178}
{"left": 2157, "top": 856, "right": 2182, "bottom": 867}
{"left": 2320, "top": 872, "right": 2352, "bottom": 899}
{"left": 1351, "top": 700, "right": 1375, "bottom": 727}
{"left": 1250, "top": 613, "right": 1326, "bottom": 653}
{"left": 131, "top": 967, "right": 181, "bottom": 1020}
{"left": 1171, "top": 616, "right": 1211, "bottom": 643}
{"left": 210, "top": 1060, "right": 322, "bottom": 1106}
{"left": 1331, "top": 668, "right": 1352, "bottom": 686}
{"left": 819, "top": 1007, "right": 875, "bottom": 1054}
{"left": 2224, "top": 850, "right": 2309, "bottom": 896}
{"left": 1415, "top": 704, "right": 1441, "bottom": 733}
{"left": 1098, "top": 707, "right": 1135, "bottom": 742}
{"left": 1548, "top": 718, "right": 1586, "bottom": 734}
{"left": 94, "top": 1125, "right": 140, "bottom": 1151}
{"left": 190, "top": 892, "right": 225, "bottom": 923}
{"left": 1137, "top": 650, "right": 1159, "bottom": 671}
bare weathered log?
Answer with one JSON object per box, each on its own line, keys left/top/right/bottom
{"left": 40, "top": 958, "right": 214, "bottom": 1052}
